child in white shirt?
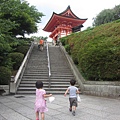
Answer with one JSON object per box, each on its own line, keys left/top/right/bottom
{"left": 64, "top": 79, "right": 80, "bottom": 116}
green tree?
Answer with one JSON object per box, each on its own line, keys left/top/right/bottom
{"left": 93, "top": 4, "right": 120, "bottom": 26}
{"left": 31, "top": 36, "right": 48, "bottom": 41}
{"left": 113, "top": 5, "right": 120, "bottom": 20}
{"left": 0, "top": 0, "right": 44, "bottom": 67}
{"left": 0, "top": 19, "right": 16, "bottom": 67}
{"left": 0, "top": 0, "right": 44, "bottom": 37}
{"left": 93, "top": 9, "right": 114, "bottom": 26}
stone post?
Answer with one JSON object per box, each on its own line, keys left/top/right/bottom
{"left": 10, "top": 76, "right": 15, "bottom": 94}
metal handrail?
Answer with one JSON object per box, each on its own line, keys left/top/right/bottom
{"left": 46, "top": 42, "right": 51, "bottom": 88}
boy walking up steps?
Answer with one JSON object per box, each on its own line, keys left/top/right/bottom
{"left": 64, "top": 79, "right": 80, "bottom": 116}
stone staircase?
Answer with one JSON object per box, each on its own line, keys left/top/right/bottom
{"left": 16, "top": 44, "right": 78, "bottom": 94}
{"left": 16, "top": 44, "right": 49, "bottom": 94}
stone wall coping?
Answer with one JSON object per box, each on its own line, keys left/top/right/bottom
{"left": 84, "top": 81, "right": 120, "bottom": 86}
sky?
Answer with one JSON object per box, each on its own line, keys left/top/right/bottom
{"left": 26, "top": 0, "right": 120, "bottom": 41}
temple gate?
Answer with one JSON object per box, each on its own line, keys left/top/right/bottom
{"left": 43, "top": 6, "right": 87, "bottom": 42}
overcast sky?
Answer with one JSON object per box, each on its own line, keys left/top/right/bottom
{"left": 26, "top": 0, "right": 120, "bottom": 40}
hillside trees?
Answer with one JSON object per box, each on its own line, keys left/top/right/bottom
{"left": 31, "top": 36, "right": 48, "bottom": 41}
{"left": 93, "top": 5, "right": 120, "bottom": 26}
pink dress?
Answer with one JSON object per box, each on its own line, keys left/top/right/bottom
{"left": 35, "top": 89, "right": 48, "bottom": 113}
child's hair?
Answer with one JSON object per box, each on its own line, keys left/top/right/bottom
{"left": 35, "top": 81, "right": 43, "bottom": 89}
{"left": 70, "top": 79, "right": 76, "bottom": 86}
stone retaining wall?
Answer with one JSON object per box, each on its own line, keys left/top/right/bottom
{"left": 83, "top": 83, "right": 120, "bottom": 98}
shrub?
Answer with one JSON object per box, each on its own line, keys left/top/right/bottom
{"left": 60, "top": 37, "right": 66, "bottom": 46}
{"left": 15, "top": 45, "right": 29, "bottom": 56}
{"left": 8, "top": 52, "right": 24, "bottom": 70}
{"left": 0, "top": 66, "right": 11, "bottom": 85}
{"left": 78, "top": 38, "right": 120, "bottom": 81}
{"left": 2, "top": 57, "right": 13, "bottom": 70}
{"left": 64, "top": 44, "right": 71, "bottom": 54}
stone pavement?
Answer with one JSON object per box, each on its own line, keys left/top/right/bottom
{"left": 0, "top": 94, "right": 120, "bottom": 120}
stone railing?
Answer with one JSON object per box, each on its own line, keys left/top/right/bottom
{"left": 60, "top": 45, "right": 120, "bottom": 98}
{"left": 60, "top": 45, "right": 85, "bottom": 92}
{"left": 10, "top": 42, "right": 34, "bottom": 94}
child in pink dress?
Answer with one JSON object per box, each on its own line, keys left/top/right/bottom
{"left": 35, "top": 81, "right": 52, "bottom": 120}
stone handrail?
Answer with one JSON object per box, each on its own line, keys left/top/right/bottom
{"left": 59, "top": 45, "right": 85, "bottom": 92}
{"left": 10, "top": 42, "right": 34, "bottom": 94}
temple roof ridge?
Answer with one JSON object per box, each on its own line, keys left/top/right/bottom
{"left": 58, "top": 5, "right": 87, "bottom": 20}
{"left": 58, "top": 5, "right": 71, "bottom": 15}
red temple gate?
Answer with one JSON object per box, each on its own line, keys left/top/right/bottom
{"left": 43, "top": 6, "right": 87, "bottom": 41}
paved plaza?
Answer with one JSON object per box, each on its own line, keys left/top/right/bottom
{"left": 0, "top": 94, "right": 120, "bottom": 120}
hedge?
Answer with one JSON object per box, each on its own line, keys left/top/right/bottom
{"left": 8, "top": 52, "right": 24, "bottom": 70}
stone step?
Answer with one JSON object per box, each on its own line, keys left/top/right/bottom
{"left": 24, "top": 70, "right": 48, "bottom": 72}
{"left": 20, "top": 81, "right": 69, "bottom": 84}
{"left": 20, "top": 80, "right": 49, "bottom": 84}
{"left": 19, "top": 85, "right": 70, "bottom": 88}
{"left": 21, "top": 79, "right": 69, "bottom": 82}
{"left": 51, "top": 71, "right": 72, "bottom": 73}
{"left": 26, "top": 66, "right": 48, "bottom": 69}
{"left": 23, "top": 73, "right": 49, "bottom": 76}
{"left": 25, "top": 70, "right": 48, "bottom": 72}
{"left": 51, "top": 70, "right": 72, "bottom": 72}
{"left": 22, "top": 76, "right": 73, "bottom": 80}
{"left": 50, "top": 76, "right": 74, "bottom": 79}
{"left": 21, "top": 77, "right": 49, "bottom": 80}
{"left": 16, "top": 90, "right": 66, "bottom": 94}
{"left": 19, "top": 84, "right": 49, "bottom": 87}
{"left": 50, "top": 74, "right": 73, "bottom": 77}
{"left": 22, "top": 76, "right": 49, "bottom": 79}
{"left": 17, "top": 87, "right": 68, "bottom": 91}
{"left": 25, "top": 69, "right": 48, "bottom": 71}
{"left": 51, "top": 73, "right": 74, "bottom": 77}
{"left": 27, "top": 59, "right": 47, "bottom": 61}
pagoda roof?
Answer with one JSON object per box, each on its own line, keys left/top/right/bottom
{"left": 43, "top": 6, "right": 87, "bottom": 32}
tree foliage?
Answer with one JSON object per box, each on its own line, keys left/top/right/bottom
{"left": 93, "top": 5, "right": 120, "bottom": 26}
{"left": 0, "top": 0, "right": 44, "bottom": 37}
{"left": 0, "top": 0, "right": 45, "bottom": 83}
